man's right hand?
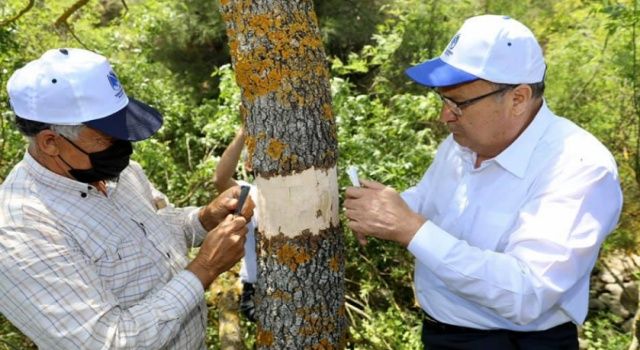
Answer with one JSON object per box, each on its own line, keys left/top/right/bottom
{"left": 198, "top": 186, "right": 254, "bottom": 231}
{"left": 187, "top": 214, "right": 248, "bottom": 289}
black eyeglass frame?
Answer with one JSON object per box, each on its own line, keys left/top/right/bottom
{"left": 435, "top": 85, "right": 516, "bottom": 117}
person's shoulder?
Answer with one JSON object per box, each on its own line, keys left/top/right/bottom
{"left": 0, "top": 164, "right": 50, "bottom": 227}
{"left": 539, "top": 114, "right": 617, "bottom": 172}
{"left": 118, "top": 160, "right": 152, "bottom": 187}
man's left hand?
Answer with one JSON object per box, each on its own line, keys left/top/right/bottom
{"left": 199, "top": 186, "right": 254, "bottom": 231}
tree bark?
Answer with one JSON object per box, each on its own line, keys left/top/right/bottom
{"left": 219, "top": 0, "right": 346, "bottom": 348}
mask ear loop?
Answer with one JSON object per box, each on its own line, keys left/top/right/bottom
{"left": 54, "top": 135, "right": 83, "bottom": 177}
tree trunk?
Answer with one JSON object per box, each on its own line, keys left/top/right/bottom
{"left": 219, "top": 0, "right": 346, "bottom": 349}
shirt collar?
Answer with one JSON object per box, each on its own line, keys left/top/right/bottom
{"left": 493, "top": 100, "right": 554, "bottom": 179}
{"left": 23, "top": 151, "right": 93, "bottom": 194}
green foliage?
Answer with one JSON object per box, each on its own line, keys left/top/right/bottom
{"left": 581, "top": 311, "right": 631, "bottom": 350}
{"left": 0, "top": 0, "right": 637, "bottom": 348}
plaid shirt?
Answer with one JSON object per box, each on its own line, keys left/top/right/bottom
{"left": 0, "top": 152, "right": 208, "bottom": 349}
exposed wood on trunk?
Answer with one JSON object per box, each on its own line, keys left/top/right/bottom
{"left": 219, "top": 0, "right": 346, "bottom": 348}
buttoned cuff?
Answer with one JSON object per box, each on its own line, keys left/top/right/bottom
{"left": 407, "top": 220, "right": 459, "bottom": 271}
{"left": 186, "top": 207, "right": 208, "bottom": 247}
{"left": 156, "top": 270, "right": 205, "bottom": 321}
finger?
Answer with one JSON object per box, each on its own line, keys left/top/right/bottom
{"left": 229, "top": 215, "right": 247, "bottom": 229}
{"left": 223, "top": 197, "right": 238, "bottom": 212}
{"left": 218, "top": 214, "right": 240, "bottom": 229}
{"left": 347, "top": 221, "right": 368, "bottom": 246}
{"left": 240, "top": 197, "right": 255, "bottom": 219}
{"left": 226, "top": 185, "right": 241, "bottom": 198}
{"left": 344, "top": 208, "right": 358, "bottom": 221}
{"left": 345, "top": 186, "right": 372, "bottom": 199}
{"left": 356, "top": 232, "right": 368, "bottom": 246}
{"left": 360, "top": 179, "right": 385, "bottom": 190}
{"left": 234, "top": 226, "right": 248, "bottom": 237}
{"left": 343, "top": 199, "right": 355, "bottom": 211}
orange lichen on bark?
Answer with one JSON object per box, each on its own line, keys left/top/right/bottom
{"left": 298, "top": 312, "right": 336, "bottom": 337}
{"left": 269, "top": 289, "right": 292, "bottom": 301}
{"left": 276, "top": 243, "right": 311, "bottom": 271}
{"left": 328, "top": 256, "right": 340, "bottom": 272}
{"left": 245, "top": 134, "right": 257, "bottom": 162}
{"left": 266, "top": 138, "right": 286, "bottom": 160}
{"left": 256, "top": 327, "right": 274, "bottom": 347}
{"left": 239, "top": 104, "right": 248, "bottom": 122}
{"left": 222, "top": 8, "right": 330, "bottom": 107}
{"left": 322, "top": 103, "right": 333, "bottom": 121}
{"left": 309, "top": 338, "right": 335, "bottom": 350}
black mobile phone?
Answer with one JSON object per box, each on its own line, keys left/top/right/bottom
{"left": 234, "top": 185, "right": 251, "bottom": 215}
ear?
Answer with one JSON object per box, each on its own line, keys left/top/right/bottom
{"left": 34, "top": 130, "right": 61, "bottom": 156}
{"left": 511, "top": 84, "right": 533, "bottom": 116}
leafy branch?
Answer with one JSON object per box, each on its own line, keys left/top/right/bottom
{"left": 0, "top": 0, "right": 34, "bottom": 27}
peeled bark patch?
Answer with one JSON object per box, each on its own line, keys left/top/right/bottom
{"left": 255, "top": 167, "right": 339, "bottom": 238}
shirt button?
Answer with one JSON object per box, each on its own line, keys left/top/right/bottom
{"left": 80, "top": 192, "right": 87, "bottom": 198}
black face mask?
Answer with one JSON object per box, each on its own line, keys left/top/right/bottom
{"left": 58, "top": 135, "right": 133, "bottom": 183}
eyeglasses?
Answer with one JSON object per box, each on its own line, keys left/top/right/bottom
{"left": 436, "top": 86, "right": 513, "bottom": 117}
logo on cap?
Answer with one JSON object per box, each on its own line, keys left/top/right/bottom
{"left": 444, "top": 34, "right": 461, "bottom": 56}
{"left": 107, "top": 71, "right": 124, "bottom": 98}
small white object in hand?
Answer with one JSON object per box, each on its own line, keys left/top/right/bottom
{"left": 347, "top": 166, "right": 361, "bottom": 187}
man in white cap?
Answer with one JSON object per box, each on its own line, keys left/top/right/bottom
{"left": 0, "top": 48, "right": 253, "bottom": 349}
{"left": 344, "top": 15, "right": 622, "bottom": 349}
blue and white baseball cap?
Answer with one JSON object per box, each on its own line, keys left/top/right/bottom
{"left": 7, "top": 48, "right": 162, "bottom": 141}
{"left": 406, "top": 15, "right": 546, "bottom": 87}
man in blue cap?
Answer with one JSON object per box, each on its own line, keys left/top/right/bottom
{"left": 0, "top": 48, "right": 252, "bottom": 349}
{"left": 344, "top": 15, "right": 622, "bottom": 349}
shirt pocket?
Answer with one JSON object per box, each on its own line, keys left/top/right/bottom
{"left": 93, "top": 235, "right": 160, "bottom": 304}
{"left": 464, "top": 208, "right": 514, "bottom": 251}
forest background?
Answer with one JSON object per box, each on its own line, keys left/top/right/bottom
{"left": 0, "top": 0, "right": 639, "bottom": 349}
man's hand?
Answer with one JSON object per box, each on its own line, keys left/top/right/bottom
{"left": 199, "top": 186, "right": 254, "bottom": 231}
{"left": 187, "top": 215, "right": 248, "bottom": 289}
{"left": 344, "top": 179, "right": 426, "bottom": 247}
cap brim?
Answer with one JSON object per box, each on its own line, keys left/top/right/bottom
{"left": 84, "top": 98, "right": 163, "bottom": 141}
{"left": 405, "top": 57, "right": 478, "bottom": 88}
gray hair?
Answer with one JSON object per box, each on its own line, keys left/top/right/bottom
{"left": 13, "top": 115, "right": 84, "bottom": 142}
{"left": 50, "top": 124, "right": 84, "bottom": 140}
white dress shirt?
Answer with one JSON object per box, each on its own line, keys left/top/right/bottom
{"left": 0, "top": 153, "right": 208, "bottom": 349}
{"left": 402, "top": 102, "right": 623, "bottom": 331}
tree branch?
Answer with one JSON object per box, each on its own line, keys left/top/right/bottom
{"left": 120, "top": 0, "right": 129, "bottom": 12}
{"left": 0, "top": 0, "right": 35, "bottom": 27}
{"left": 53, "top": 0, "right": 92, "bottom": 49}
{"left": 54, "top": 0, "right": 90, "bottom": 28}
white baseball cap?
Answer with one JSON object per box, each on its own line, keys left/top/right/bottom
{"left": 7, "top": 48, "right": 162, "bottom": 141}
{"left": 405, "top": 15, "right": 546, "bottom": 87}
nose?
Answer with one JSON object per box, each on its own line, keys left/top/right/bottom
{"left": 439, "top": 105, "right": 458, "bottom": 123}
